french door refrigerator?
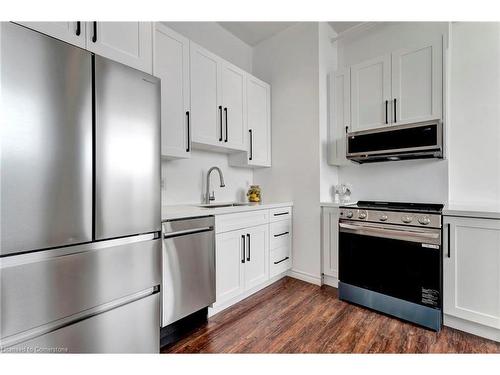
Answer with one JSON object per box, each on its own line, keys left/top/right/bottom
{"left": 0, "top": 22, "right": 161, "bottom": 353}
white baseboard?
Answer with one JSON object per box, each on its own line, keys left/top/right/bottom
{"left": 444, "top": 314, "right": 500, "bottom": 342}
{"left": 208, "top": 271, "right": 289, "bottom": 317}
{"left": 287, "top": 269, "right": 322, "bottom": 286}
{"left": 322, "top": 274, "right": 338, "bottom": 288}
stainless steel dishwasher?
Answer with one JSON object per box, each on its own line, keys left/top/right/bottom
{"left": 161, "top": 216, "right": 216, "bottom": 327}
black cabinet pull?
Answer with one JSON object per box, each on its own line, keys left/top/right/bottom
{"left": 274, "top": 212, "right": 288, "bottom": 216}
{"left": 249, "top": 129, "right": 253, "bottom": 161}
{"left": 186, "top": 111, "right": 190, "bottom": 152}
{"left": 224, "top": 107, "right": 228, "bottom": 142}
{"left": 393, "top": 98, "right": 397, "bottom": 123}
{"left": 385, "top": 100, "right": 388, "bottom": 124}
{"left": 76, "top": 22, "right": 81, "bottom": 36}
{"left": 218, "top": 106, "right": 223, "bottom": 141}
{"left": 92, "top": 22, "right": 97, "bottom": 43}
{"left": 447, "top": 223, "right": 451, "bottom": 258}
{"left": 274, "top": 257, "right": 289, "bottom": 265}
{"left": 246, "top": 233, "right": 251, "bottom": 262}
{"left": 241, "top": 235, "right": 245, "bottom": 263}
{"left": 274, "top": 231, "right": 289, "bottom": 238}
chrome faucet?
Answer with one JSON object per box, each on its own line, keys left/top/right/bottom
{"left": 205, "top": 166, "right": 225, "bottom": 204}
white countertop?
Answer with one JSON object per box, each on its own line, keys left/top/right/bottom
{"left": 443, "top": 202, "right": 500, "bottom": 220}
{"left": 320, "top": 201, "right": 357, "bottom": 208}
{"left": 162, "top": 201, "right": 294, "bottom": 221}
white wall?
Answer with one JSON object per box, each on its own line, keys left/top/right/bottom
{"left": 335, "top": 22, "right": 449, "bottom": 204}
{"left": 448, "top": 22, "right": 500, "bottom": 206}
{"left": 253, "top": 23, "right": 322, "bottom": 284}
{"left": 160, "top": 22, "right": 254, "bottom": 205}
{"left": 162, "top": 22, "right": 253, "bottom": 72}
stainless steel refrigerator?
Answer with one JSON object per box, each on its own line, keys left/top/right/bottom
{"left": 0, "top": 22, "right": 161, "bottom": 353}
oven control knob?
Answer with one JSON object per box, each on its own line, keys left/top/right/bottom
{"left": 346, "top": 211, "right": 354, "bottom": 218}
{"left": 379, "top": 214, "right": 388, "bottom": 221}
{"left": 401, "top": 215, "right": 413, "bottom": 223}
{"left": 418, "top": 216, "right": 431, "bottom": 225}
{"left": 358, "top": 211, "right": 367, "bottom": 220}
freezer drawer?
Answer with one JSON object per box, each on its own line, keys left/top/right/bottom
{"left": 1, "top": 22, "right": 93, "bottom": 256}
{"left": 0, "top": 235, "right": 160, "bottom": 340}
{"left": 162, "top": 217, "right": 215, "bottom": 326}
{"left": 94, "top": 55, "right": 161, "bottom": 240}
{"left": 3, "top": 293, "right": 160, "bottom": 353}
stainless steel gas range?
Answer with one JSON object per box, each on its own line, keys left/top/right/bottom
{"left": 338, "top": 201, "right": 444, "bottom": 331}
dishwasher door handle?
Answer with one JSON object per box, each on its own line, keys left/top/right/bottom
{"left": 163, "top": 227, "right": 213, "bottom": 239}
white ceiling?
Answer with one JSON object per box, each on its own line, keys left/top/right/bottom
{"left": 328, "top": 22, "right": 363, "bottom": 34}
{"left": 218, "top": 22, "right": 297, "bottom": 46}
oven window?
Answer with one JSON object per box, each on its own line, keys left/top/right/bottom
{"left": 339, "top": 231, "right": 441, "bottom": 308}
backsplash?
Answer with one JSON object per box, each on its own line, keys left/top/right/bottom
{"left": 162, "top": 149, "right": 254, "bottom": 206}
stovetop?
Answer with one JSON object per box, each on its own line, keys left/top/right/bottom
{"left": 344, "top": 201, "right": 444, "bottom": 214}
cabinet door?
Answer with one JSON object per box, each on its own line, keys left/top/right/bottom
{"left": 154, "top": 24, "right": 191, "bottom": 159}
{"left": 391, "top": 41, "right": 442, "bottom": 124}
{"left": 16, "top": 22, "right": 86, "bottom": 48}
{"left": 215, "top": 230, "right": 245, "bottom": 305}
{"left": 244, "top": 224, "right": 270, "bottom": 290}
{"left": 328, "top": 69, "right": 350, "bottom": 166}
{"left": 221, "top": 62, "right": 246, "bottom": 151}
{"left": 444, "top": 216, "right": 500, "bottom": 329}
{"left": 247, "top": 75, "right": 271, "bottom": 166}
{"left": 190, "top": 42, "right": 222, "bottom": 147}
{"left": 86, "top": 22, "right": 153, "bottom": 74}
{"left": 322, "top": 207, "right": 339, "bottom": 282}
{"left": 350, "top": 54, "right": 391, "bottom": 131}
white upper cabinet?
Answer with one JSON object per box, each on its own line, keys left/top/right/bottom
{"left": 328, "top": 68, "right": 350, "bottom": 166}
{"left": 391, "top": 41, "right": 442, "bottom": 125}
{"left": 220, "top": 62, "right": 247, "bottom": 151}
{"left": 229, "top": 74, "right": 271, "bottom": 167}
{"left": 17, "top": 22, "right": 86, "bottom": 48}
{"left": 350, "top": 54, "right": 391, "bottom": 132}
{"left": 190, "top": 42, "right": 222, "bottom": 148}
{"left": 154, "top": 24, "right": 191, "bottom": 159}
{"left": 444, "top": 216, "right": 500, "bottom": 330}
{"left": 86, "top": 22, "right": 153, "bottom": 74}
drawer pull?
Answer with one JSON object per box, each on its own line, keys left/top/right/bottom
{"left": 273, "top": 231, "right": 289, "bottom": 238}
{"left": 274, "top": 257, "right": 289, "bottom": 265}
{"left": 274, "top": 212, "right": 289, "bottom": 216}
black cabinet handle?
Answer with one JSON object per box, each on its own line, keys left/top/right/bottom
{"left": 224, "top": 107, "right": 228, "bottom": 142}
{"left": 76, "top": 22, "right": 81, "bottom": 36}
{"left": 447, "top": 223, "right": 451, "bottom": 258}
{"left": 385, "top": 100, "right": 388, "bottom": 124}
{"left": 274, "top": 231, "right": 289, "bottom": 238}
{"left": 246, "top": 233, "right": 251, "bottom": 262}
{"left": 241, "top": 235, "right": 245, "bottom": 264}
{"left": 186, "top": 111, "right": 190, "bottom": 152}
{"left": 92, "top": 22, "right": 97, "bottom": 43}
{"left": 393, "top": 98, "right": 397, "bottom": 123}
{"left": 218, "top": 106, "right": 223, "bottom": 142}
{"left": 274, "top": 257, "right": 289, "bottom": 265}
{"left": 274, "top": 212, "right": 289, "bottom": 217}
{"left": 249, "top": 129, "right": 253, "bottom": 161}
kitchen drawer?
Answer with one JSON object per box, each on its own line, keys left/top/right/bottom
{"left": 215, "top": 210, "right": 269, "bottom": 233}
{"left": 269, "top": 207, "right": 292, "bottom": 222}
{"left": 270, "top": 220, "right": 292, "bottom": 250}
{"left": 270, "top": 246, "right": 291, "bottom": 278}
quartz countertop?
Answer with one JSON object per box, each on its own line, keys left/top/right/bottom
{"left": 320, "top": 201, "right": 357, "bottom": 208}
{"left": 443, "top": 202, "right": 500, "bottom": 220}
{"left": 162, "top": 202, "right": 294, "bottom": 221}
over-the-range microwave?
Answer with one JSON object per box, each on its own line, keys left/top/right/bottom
{"left": 346, "top": 120, "right": 443, "bottom": 164}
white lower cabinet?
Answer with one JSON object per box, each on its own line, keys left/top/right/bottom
{"left": 321, "top": 207, "right": 340, "bottom": 287}
{"left": 444, "top": 216, "right": 500, "bottom": 330}
{"left": 213, "top": 207, "right": 292, "bottom": 313}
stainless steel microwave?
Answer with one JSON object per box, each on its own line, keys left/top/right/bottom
{"left": 346, "top": 120, "right": 443, "bottom": 164}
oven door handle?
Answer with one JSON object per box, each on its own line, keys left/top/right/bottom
{"left": 339, "top": 222, "right": 441, "bottom": 244}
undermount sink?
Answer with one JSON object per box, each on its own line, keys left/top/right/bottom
{"left": 196, "top": 202, "right": 253, "bottom": 209}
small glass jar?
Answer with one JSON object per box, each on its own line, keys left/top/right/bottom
{"left": 247, "top": 185, "right": 261, "bottom": 203}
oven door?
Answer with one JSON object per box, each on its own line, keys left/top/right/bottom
{"left": 339, "top": 221, "right": 442, "bottom": 308}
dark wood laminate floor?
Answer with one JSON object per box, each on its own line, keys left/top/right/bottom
{"left": 162, "top": 277, "right": 500, "bottom": 353}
